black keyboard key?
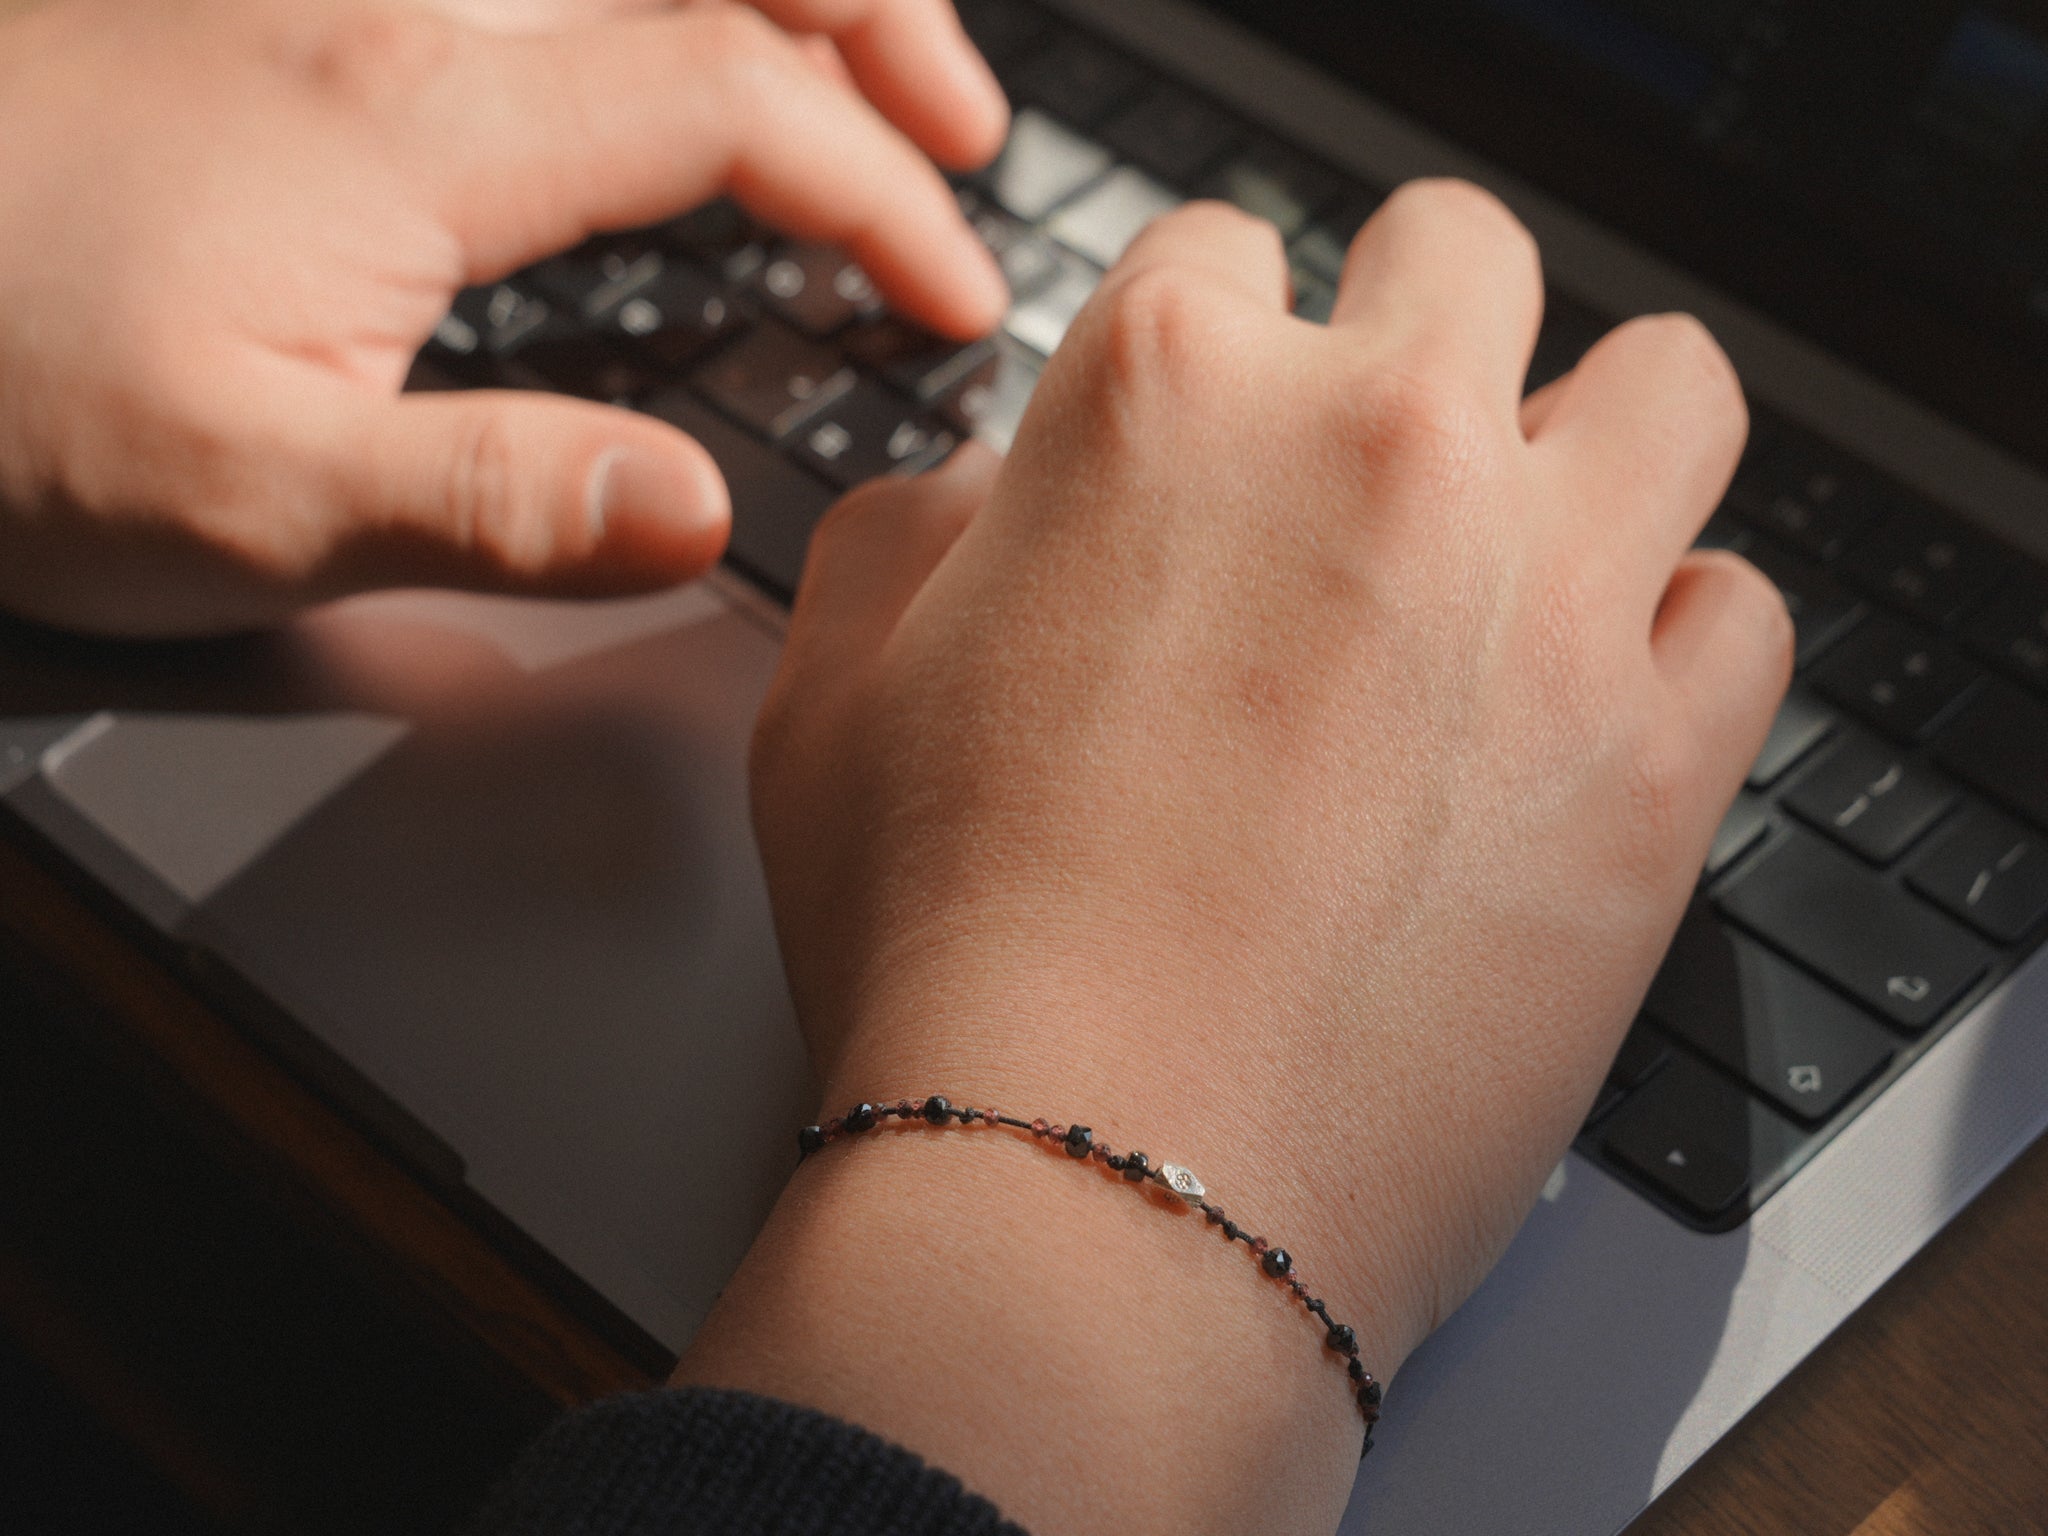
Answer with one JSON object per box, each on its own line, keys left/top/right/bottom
{"left": 1003, "top": 244, "right": 1102, "bottom": 358}
{"left": 1008, "top": 32, "right": 1147, "bottom": 127}
{"left": 1742, "top": 539, "right": 1866, "bottom": 668}
{"left": 1195, "top": 139, "right": 1341, "bottom": 238}
{"left": 640, "top": 390, "right": 834, "bottom": 601}
{"left": 402, "top": 356, "right": 462, "bottom": 393}
{"left": 1809, "top": 613, "right": 1981, "bottom": 742}
{"left": 935, "top": 336, "right": 1043, "bottom": 452}
{"left": 1046, "top": 166, "right": 1182, "bottom": 267}
{"left": 1933, "top": 681, "right": 2048, "bottom": 830}
{"left": 967, "top": 206, "right": 1064, "bottom": 305}
{"left": 1585, "top": 1081, "right": 1626, "bottom": 1128}
{"left": 1607, "top": 1023, "right": 1669, "bottom": 1089}
{"left": 843, "top": 319, "right": 999, "bottom": 402}
{"left": 658, "top": 201, "right": 772, "bottom": 283}
{"left": 1290, "top": 264, "right": 1336, "bottom": 325}
{"left": 753, "top": 245, "right": 881, "bottom": 337}
{"left": 1718, "top": 828, "right": 1993, "bottom": 1032}
{"left": 1290, "top": 188, "right": 1382, "bottom": 285}
{"left": 1100, "top": 80, "right": 1243, "bottom": 186}
{"left": 526, "top": 239, "right": 666, "bottom": 320}
{"left": 1706, "top": 790, "right": 1772, "bottom": 876}
{"left": 1693, "top": 513, "right": 1751, "bottom": 553}
{"left": 431, "top": 283, "right": 648, "bottom": 397}
{"left": 513, "top": 333, "right": 660, "bottom": 402}
{"left": 1747, "top": 687, "right": 1837, "bottom": 789}
{"left": 1587, "top": 1026, "right": 1664, "bottom": 1132}
{"left": 692, "top": 321, "right": 856, "bottom": 441}
{"left": 955, "top": 0, "right": 1051, "bottom": 66}
{"left": 791, "top": 380, "right": 955, "bottom": 489}
{"left": 980, "top": 107, "right": 1112, "bottom": 220}
{"left": 1724, "top": 430, "right": 1885, "bottom": 561}
{"left": 1964, "top": 577, "right": 2048, "bottom": 695}
{"left": 1600, "top": 1054, "right": 1803, "bottom": 1220}
{"left": 610, "top": 264, "right": 750, "bottom": 368}
{"left": 1646, "top": 903, "right": 1895, "bottom": 1123}
{"left": 1783, "top": 733, "right": 1958, "bottom": 865}
{"left": 428, "top": 282, "right": 565, "bottom": 381}
{"left": 1908, "top": 804, "right": 2048, "bottom": 944}
{"left": 1838, "top": 504, "right": 2005, "bottom": 628}
{"left": 1525, "top": 290, "right": 1612, "bottom": 394}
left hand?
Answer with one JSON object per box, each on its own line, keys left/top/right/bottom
{"left": 0, "top": 0, "right": 1007, "bottom": 636}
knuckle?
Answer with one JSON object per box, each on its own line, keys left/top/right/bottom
{"left": 1714, "top": 548, "right": 1798, "bottom": 675}
{"left": 1340, "top": 363, "right": 1493, "bottom": 488}
{"left": 298, "top": 6, "right": 462, "bottom": 109}
{"left": 1614, "top": 726, "right": 1704, "bottom": 877}
{"left": 1176, "top": 199, "right": 1286, "bottom": 259}
{"left": 1391, "top": 178, "right": 1538, "bottom": 260}
{"left": 446, "top": 411, "right": 546, "bottom": 575}
{"left": 1092, "top": 266, "right": 1221, "bottom": 393}
{"left": 1622, "top": 312, "right": 1745, "bottom": 419}
{"left": 698, "top": 3, "right": 789, "bottom": 73}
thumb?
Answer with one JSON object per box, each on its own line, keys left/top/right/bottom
{"left": 319, "top": 389, "right": 731, "bottom": 597}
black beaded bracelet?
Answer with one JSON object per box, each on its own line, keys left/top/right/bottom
{"left": 796, "top": 1094, "right": 1383, "bottom": 1458}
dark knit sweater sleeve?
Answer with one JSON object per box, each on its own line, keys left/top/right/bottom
{"left": 464, "top": 1388, "right": 1030, "bottom": 1536}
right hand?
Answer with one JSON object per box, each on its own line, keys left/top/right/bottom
{"left": 0, "top": 0, "right": 1007, "bottom": 636}
{"left": 707, "top": 185, "right": 1794, "bottom": 1534}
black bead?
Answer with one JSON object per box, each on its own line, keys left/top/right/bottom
{"left": 922, "top": 1095, "right": 952, "bottom": 1124}
{"left": 1327, "top": 1323, "right": 1356, "bottom": 1354}
{"left": 1064, "top": 1124, "right": 1093, "bottom": 1159}
{"left": 1106, "top": 1154, "right": 1128, "bottom": 1172}
{"left": 1307, "top": 1299, "right": 1329, "bottom": 1318}
{"left": 798, "top": 1125, "right": 826, "bottom": 1157}
{"left": 1261, "top": 1247, "right": 1293, "bottom": 1279}
{"left": 1359, "top": 1378, "right": 1382, "bottom": 1408}
{"left": 845, "top": 1103, "right": 878, "bottom": 1134}
{"left": 1122, "top": 1151, "right": 1149, "bottom": 1182}
{"left": 1221, "top": 1220, "right": 1241, "bottom": 1241}
{"left": 1347, "top": 1358, "right": 1365, "bottom": 1381}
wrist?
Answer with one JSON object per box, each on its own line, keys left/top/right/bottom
{"left": 676, "top": 1109, "right": 1394, "bottom": 1536}
{"left": 809, "top": 945, "right": 1445, "bottom": 1367}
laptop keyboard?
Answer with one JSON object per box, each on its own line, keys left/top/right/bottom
{"left": 408, "top": 0, "right": 2048, "bottom": 1233}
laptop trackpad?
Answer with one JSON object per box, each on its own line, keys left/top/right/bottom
{"left": 28, "top": 584, "right": 813, "bottom": 1355}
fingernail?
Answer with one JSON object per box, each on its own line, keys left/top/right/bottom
{"left": 590, "top": 447, "right": 729, "bottom": 562}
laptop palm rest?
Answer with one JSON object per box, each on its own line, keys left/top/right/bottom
{"left": 3, "top": 584, "right": 813, "bottom": 1353}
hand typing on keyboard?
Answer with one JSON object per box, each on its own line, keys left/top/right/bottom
{"left": 0, "top": 0, "right": 1008, "bottom": 635}
{"left": 685, "top": 188, "right": 1794, "bottom": 1534}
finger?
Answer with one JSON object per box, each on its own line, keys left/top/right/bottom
{"left": 784, "top": 441, "right": 999, "bottom": 674}
{"left": 1328, "top": 179, "right": 1544, "bottom": 415}
{"left": 743, "top": 0, "right": 1009, "bottom": 170}
{"left": 417, "top": 0, "right": 677, "bottom": 35}
{"left": 1652, "top": 549, "right": 1795, "bottom": 840}
{"left": 1092, "top": 200, "right": 1293, "bottom": 314}
{"left": 1531, "top": 313, "right": 1748, "bottom": 598}
{"left": 795, "top": 31, "right": 859, "bottom": 89}
{"left": 314, "top": 389, "right": 732, "bottom": 598}
{"left": 435, "top": 6, "right": 1008, "bottom": 337}
{"left": 1519, "top": 372, "right": 1571, "bottom": 438}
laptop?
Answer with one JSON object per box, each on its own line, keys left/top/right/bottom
{"left": 2, "top": 0, "right": 2045, "bottom": 1529}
